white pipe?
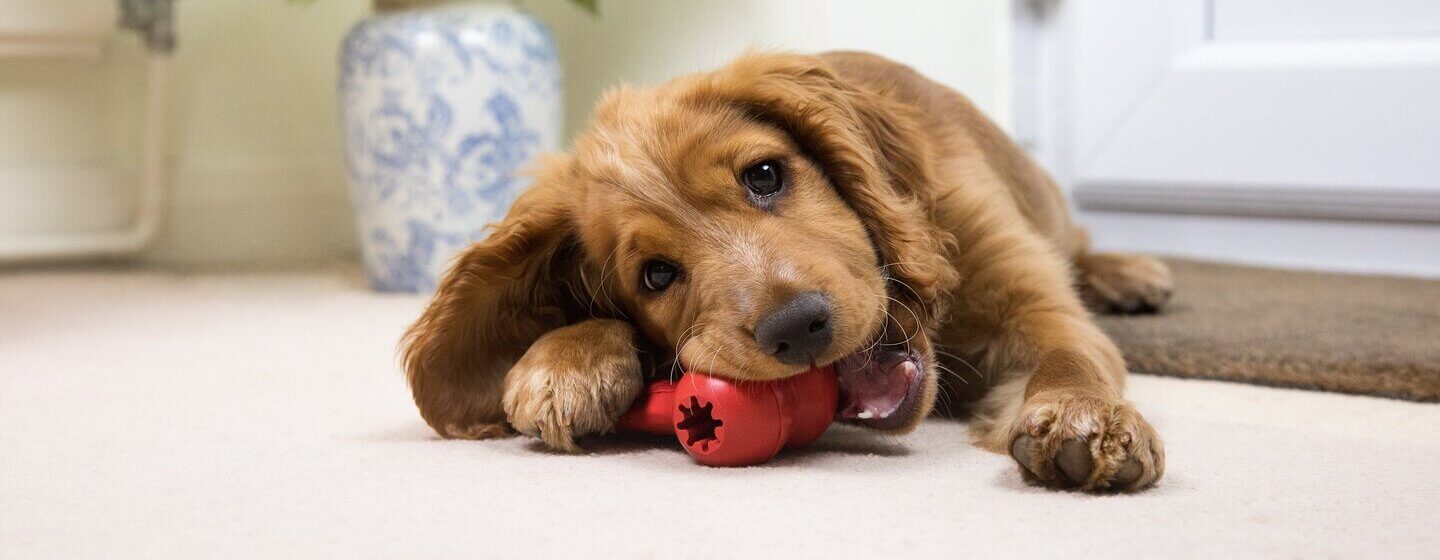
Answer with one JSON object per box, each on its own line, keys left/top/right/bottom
{"left": 0, "top": 53, "right": 169, "bottom": 262}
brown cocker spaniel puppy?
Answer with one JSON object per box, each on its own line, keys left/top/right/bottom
{"left": 402, "top": 51, "right": 1171, "bottom": 492}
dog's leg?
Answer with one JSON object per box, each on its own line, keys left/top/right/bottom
{"left": 943, "top": 226, "right": 1165, "bottom": 492}
{"left": 1076, "top": 252, "right": 1174, "bottom": 314}
{"left": 1069, "top": 228, "right": 1173, "bottom": 314}
{"left": 502, "top": 318, "right": 644, "bottom": 452}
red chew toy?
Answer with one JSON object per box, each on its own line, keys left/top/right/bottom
{"left": 616, "top": 366, "right": 838, "bottom": 467}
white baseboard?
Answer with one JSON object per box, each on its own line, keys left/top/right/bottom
{"left": 1075, "top": 181, "right": 1440, "bottom": 224}
{"left": 1074, "top": 181, "right": 1440, "bottom": 277}
{"left": 1081, "top": 210, "right": 1440, "bottom": 278}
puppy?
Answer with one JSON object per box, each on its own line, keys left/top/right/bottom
{"left": 402, "top": 51, "right": 1170, "bottom": 492}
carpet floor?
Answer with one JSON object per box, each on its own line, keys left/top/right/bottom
{"left": 1097, "top": 259, "right": 1440, "bottom": 401}
{"left": 3, "top": 268, "right": 1439, "bottom": 559}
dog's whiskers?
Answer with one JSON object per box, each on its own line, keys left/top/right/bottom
{"left": 701, "top": 337, "right": 727, "bottom": 382}
{"left": 670, "top": 322, "right": 708, "bottom": 383}
{"left": 931, "top": 361, "right": 969, "bottom": 388}
{"left": 882, "top": 295, "right": 923, "bottom": 347}
{"left": 932, "top": 348, "right": 983, "bottom": 385}
{"left": 933, "top": 376, "right": 956, "bottom": 415}
{"left": 581, "top": 244, "right": 620, "bottom": 316}
{"left": 877, "top": 262, "right": 926, "bottom": 303}
{"left": 594, "top": 248, "right": 637, "bottom": 319}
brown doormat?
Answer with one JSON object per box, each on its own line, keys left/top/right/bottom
{"left": 1095, "top": 259, "right": 1440, "bottom": 402}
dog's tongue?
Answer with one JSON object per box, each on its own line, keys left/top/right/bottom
{"left": 835, "top": 349, "right": 921, "bottom": 425}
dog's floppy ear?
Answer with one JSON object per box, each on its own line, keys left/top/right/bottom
{"left": 401, "top": 158, "right": 586, "bottom": 439}
{"left": 699, "top": 52, "right": 958, "bottom": 324}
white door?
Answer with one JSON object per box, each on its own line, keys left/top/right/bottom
{"left": 1019, "top": 0, "right": 1440, "bottom": 276}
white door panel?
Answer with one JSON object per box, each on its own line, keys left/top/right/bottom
{"left": 1072, "top": 1, "right": 1440, "bottom": 197}
{"left": 1071, "top": 1, "right": 1205, "bottom": 163}
{"left": 1213, "top": 0, "right": 1440, "bottom": 41}
{"left": 1022, "top": 0, "right": 1440, "bottom": 275}
{"left": 1086, "top": 39, "right": 1440, "bottom": 193}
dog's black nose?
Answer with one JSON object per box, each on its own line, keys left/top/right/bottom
{"left": 755, "top": 291, "right": 834, "bottom": 365}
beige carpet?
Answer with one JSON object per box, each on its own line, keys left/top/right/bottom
{"left": 3, "top": 267, "right": 1439, "bottom": 559}
{"left": 1098, "top": 259, "right": 1440, "bottom": 402}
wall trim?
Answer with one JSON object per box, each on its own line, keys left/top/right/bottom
{"left": 1074, "top": 181, "right": 1440, "bottom": 224}
{"left": 0, "top": 1, "right": 116, "bottom": 59}
{"left": 1080, "top": 210, "right": 1440, "bottom": 278}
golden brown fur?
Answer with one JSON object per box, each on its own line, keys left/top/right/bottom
{"left": 402, "top": 51, "right": 1171, "bottom": 492}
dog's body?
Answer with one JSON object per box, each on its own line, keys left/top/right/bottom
{"left": 403, "top": 52, "right": 1170, "bottom": 491}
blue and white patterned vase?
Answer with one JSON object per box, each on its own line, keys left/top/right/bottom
{"left": 339, "top": 3, "right": 561, "bottom": 292}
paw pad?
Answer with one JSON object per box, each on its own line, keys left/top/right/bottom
{"left": 1007, "top": 397, "right": 1164, "bottom": 492}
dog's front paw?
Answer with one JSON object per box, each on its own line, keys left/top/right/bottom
{"left": 502, "top": 320, "right": 644, "bottom": 452}
{"left": 1008, "top": 393, "right": 1165, "bottom": 492}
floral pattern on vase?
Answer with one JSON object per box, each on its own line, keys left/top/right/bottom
{"left": 340, "top": 4, "right": 561, "bottom": 292}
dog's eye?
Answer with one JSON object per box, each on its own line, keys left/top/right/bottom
{"left": 641, "top": 260, "right": 679, "bottom": 292}
{"left": 740, "top": 160, "right": 784, "bottom": 197}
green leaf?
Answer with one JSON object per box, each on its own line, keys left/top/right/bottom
{"left": 569, "top": 0, "right": 598, "bottom": 15}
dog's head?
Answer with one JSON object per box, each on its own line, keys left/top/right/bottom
{"left": 416, "top": 53, "right": 957, "bottom": 432}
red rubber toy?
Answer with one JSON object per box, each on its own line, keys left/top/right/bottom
{"left": 616, "top": 366, "right": 839, "bottom": 467}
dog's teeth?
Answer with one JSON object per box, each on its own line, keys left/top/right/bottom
{"left": 879, "top": 409, "right": 891, "bottom": 418}
{"left": 856, "top": 410, "right": 874, "bottom": 419}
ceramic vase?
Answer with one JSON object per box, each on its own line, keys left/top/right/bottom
{"left": 340, "top": 3, "right": 561, "bottom": 292}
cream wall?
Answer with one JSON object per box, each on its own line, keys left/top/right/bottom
{"left": 524, "top": 0, "right": 1013, "bottom": 141}
{"left": 128, "top": 0, "right": 373, "bottom": 265}
{"left": 0, "top": 0, "right": 1010, "bottom": 266}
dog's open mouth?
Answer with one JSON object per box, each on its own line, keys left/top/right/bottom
{"left": 833, "top": 347, "right": 926, "bottom": 430}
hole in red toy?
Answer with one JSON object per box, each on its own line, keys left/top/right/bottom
{"left": 676, "top": 396, "right": 723, "bottom": 449}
